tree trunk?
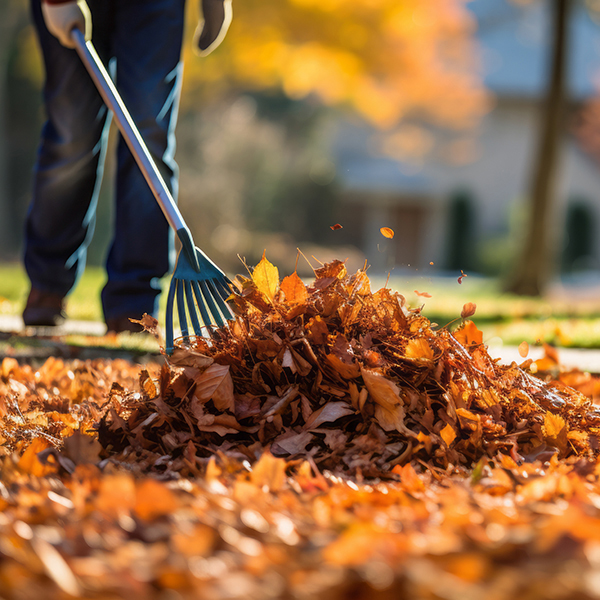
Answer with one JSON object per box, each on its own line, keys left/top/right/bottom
{"left": 503, "top": 0, "right": 570, "bottom": 296}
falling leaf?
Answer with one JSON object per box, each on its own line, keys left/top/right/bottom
{"left": 252, "top": 251, "right": 280, "bottom": 302}
{"left": 330, "top": 223, "right": 343, "bottom": 230}
{"left": 458, "top": 270, "right": 468, "bottom": 284}
{"left": 518, "top": 341, "right": 529, "bottom": 358}
{"left": 414, "top": 290, "right": 432, "bottom": 298}
{"left": 461, "top": 302, "right": 476, "bottom": 319}
{"left": 380, "top": 227, "right": 395, "bottom": 239}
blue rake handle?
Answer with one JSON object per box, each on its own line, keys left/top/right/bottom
{"left": 72, "top": 28, "right": 234, "bottom": 352}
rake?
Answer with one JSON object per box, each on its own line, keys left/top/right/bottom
{"left": 72, "top": 28, "right": 234, "bottom": 354}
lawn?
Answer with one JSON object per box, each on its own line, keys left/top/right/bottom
{"left": 3, "top": 262, "right": 600, "bottom": 348}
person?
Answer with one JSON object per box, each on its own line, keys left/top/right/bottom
{"left": 22, "top": 0, "right": 232, "bottom": 332}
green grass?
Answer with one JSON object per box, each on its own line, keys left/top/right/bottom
{"left": 0, "top": 263, "right": 170, "bottom": 323}
{"left": 4, "top": 264, "right": 600, "bottom": 349}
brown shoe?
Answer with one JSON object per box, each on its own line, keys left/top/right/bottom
{"left": 105, "top": 316, "right": 144, "bottom": 334}
{"left": 22, "top": 288, "right": 67, "bottom": 327}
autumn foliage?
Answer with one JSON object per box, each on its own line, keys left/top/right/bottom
{"left": 183, "top": 0, "right": 489, "bottom": 133}
{"left": 3, "top": 257, "right": 600, "bottom": 598}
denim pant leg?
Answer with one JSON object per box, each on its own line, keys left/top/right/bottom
{"left": 25, "top": 0, "right": 111, "bottom": 297}
{"left": 100, "top": 0, "right": 186, "bottom": 321}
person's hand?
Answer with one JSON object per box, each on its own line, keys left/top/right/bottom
{"left": 41, "top": 0, "right": 92, "bottom": 49}
{"left": 194, "top": 0, "right": 232, "bottom": 57}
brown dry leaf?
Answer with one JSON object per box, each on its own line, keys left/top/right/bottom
{"left": 461, "top": 302, "right": 476, "bottom": 319}
{"left": 304, "top": 402, "right": 354, "bottom": 430}
{"left": 194, "top": 363, "right": 232, "bottom": 403}
{"left": 360, "top": 367, "right": 409, "bottom": 433}
{"left": 252, "top": 251, "right": 279, "bottom": 303}
{"left": 380, "top": 227, "right": 395, "bottom": 239}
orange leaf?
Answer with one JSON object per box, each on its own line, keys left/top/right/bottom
{"left": 252, "top": 252, "right": 279, "bottom": 302}
{"left": 330, "top": 223, "right": 343, "bottom": 230}
{"left": 281, "top": 271, "right": 308, "bottom": 305}
{"left": 405, "top": 338, "right": 434, "bottom": 360}
{"left": 380, "top": 227, "right": 395, "bottom": 239}
{"left": 414, "top": 290, "right": 432, "bottom": 298}
{"left": 453, "top": 320, "right": 483, "bottom": 348}
{"left": 440, "top": 423, "right": 457, "bottom": 446}
{"left": 18, "top": 438, "right": 55, "bottom": 477}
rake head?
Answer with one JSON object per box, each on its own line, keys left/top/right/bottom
{"left": 165, "top": 228, "right": 234, "bottom": 354}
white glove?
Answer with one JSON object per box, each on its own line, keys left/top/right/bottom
{"left": 194, "top": 0, "right": 232, "bottom": 57}
{"left": 42, "top": 0, "right": 92, "bottom": 49}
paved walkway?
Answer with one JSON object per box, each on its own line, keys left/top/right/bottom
{"left": 2, "top": 314, "right": 600, "bottom": 372}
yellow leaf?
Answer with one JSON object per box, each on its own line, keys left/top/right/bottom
{"left": 380, "top": 227, "right": 395, "bottom": 239}
{"left": 542, "top": 411, "right": 568, "bottom": 455}
{"left": 252, "top": 252, "right": 279, "bottom": 303}
{"left": 440, "top": 423, "right": 457, "bottom": 446}
{"left": 405, "top": 338, "right": 434, "bottom": 360}
{"left": 543, "top": 411, "right": 566, "bottom": 439}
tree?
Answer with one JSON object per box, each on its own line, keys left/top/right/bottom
{"left": 182, "top": 0, "right": 489, "bottom": 134}
{"left": 503, "top": 0, "right": 571, "bottom": 296}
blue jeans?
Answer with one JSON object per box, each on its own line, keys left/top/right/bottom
{"left": 26, "top": 0, "right": 185, "bottom": 321}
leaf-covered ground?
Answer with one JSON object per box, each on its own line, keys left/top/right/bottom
{"left": 3, "top": 257, "right": 600, "bottom": 599}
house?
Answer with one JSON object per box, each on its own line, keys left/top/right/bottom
{"left": 330, "top": 0, "right": 600, "bottom": 276}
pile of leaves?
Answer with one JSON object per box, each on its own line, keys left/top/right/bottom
{"left": 93, "top": 256, "right": 600, "bottom": 477}
{"left": 5, "top": 258, "right": 600, "bottom": 598}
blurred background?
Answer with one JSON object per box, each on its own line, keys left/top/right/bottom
{"left": 2, "top": 0, "right": 600, "bottom": 312}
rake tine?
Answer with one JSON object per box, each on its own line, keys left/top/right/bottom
{"left": 176, "top": 280, "right": 190, "bottom": 342}
{"left": 213, "top": 278, "right": 233, "bottom": 304}
{"left": 206, "top": 279, "right": 233, "bottom": 320}
{"left": 200, "top": 280, "right": 226, "bottom": 328}
{"left": 184, "top": 280, "right": 203, "bottom": 336}
{"left": 165, "top": 275, "right": 177, "bottom": 354}
{"left": 191, "top": 280, "right": 213, "bottom": 329}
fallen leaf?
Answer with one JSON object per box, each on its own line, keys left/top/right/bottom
{"left": 252, "top": 251, "right": 279, "bottom": 302}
